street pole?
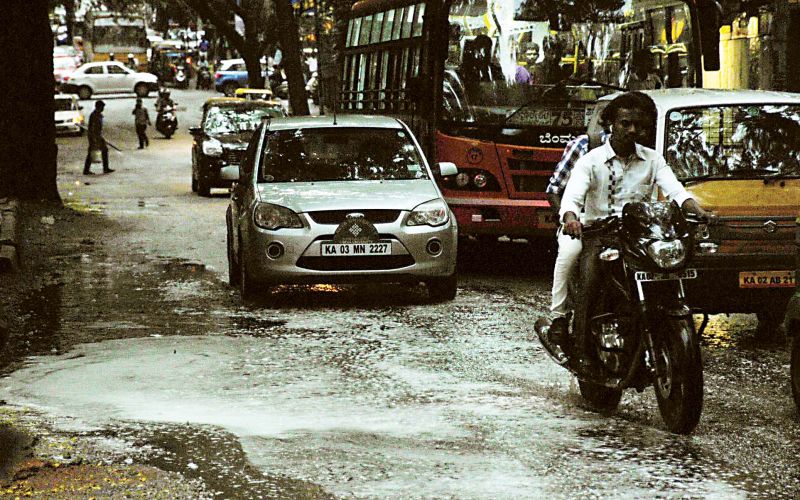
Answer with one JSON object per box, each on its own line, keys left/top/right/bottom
{"left": 314, "top": 0, "right": 324, "bottom": 115}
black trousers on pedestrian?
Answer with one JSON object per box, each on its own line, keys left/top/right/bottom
{"left": 136, "top": 124, "right": 149, "bottom": 148}
{"left": 84, "top": 145, "right": 109, "bottom": 173}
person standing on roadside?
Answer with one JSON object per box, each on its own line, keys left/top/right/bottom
{"left": 132, "top": 98, "right": 151, "bottom": 149}
{"left": 83, "top": 100, "right": 114, "bottom": 175}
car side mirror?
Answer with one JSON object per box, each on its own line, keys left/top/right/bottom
{"left": 220, "top": 165, "right": 240, "bottom": 181}
{"left": 437, "top": 162, "right": 458, "bottom": 177}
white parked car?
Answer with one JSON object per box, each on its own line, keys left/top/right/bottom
{"left": 54, "top": 93, "right": 84, "bottom": 135}
{"left": 60, "top": 61, "right": 159, "bottom": 100}
{"left": 224, "top": 115, "right": 460, "bottom": 302}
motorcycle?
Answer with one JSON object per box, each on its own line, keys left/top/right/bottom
{"left": 174, "top": 65, "right": 189, "bottom": 89}
{"left": 196, "top": 66, "right": 212, "bottom": 90}
{"left": 156, "top": 103, "right": 178, "bottom": 139}
{"left": 536, "top": 200, "right": 708, "bottom": 434}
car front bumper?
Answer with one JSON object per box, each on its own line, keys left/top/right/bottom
{"left": 686, "top": 253, "right": 795, "bottom": 314}
{"left": 240, "top": 214, "right": 458, "bottom": 285}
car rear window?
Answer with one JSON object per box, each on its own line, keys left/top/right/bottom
{"left": 258, "top": 127, "right": 428, "bottom": 183}
{"left": 55, "top": 98, "right": 75, "bottom": 111}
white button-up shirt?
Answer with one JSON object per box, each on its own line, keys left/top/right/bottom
{"left": 559, "top": 140, "right": 692, "bottom": 225}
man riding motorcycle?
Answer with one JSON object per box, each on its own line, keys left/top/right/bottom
{"left": 554, "top": 92, "right": 711, "bottom": 376}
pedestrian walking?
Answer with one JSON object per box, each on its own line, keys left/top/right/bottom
{"left": 132, "top": 98, "right": 151, "bottom": 149}
{"left": 83, "top": 100, "right": 114, "bottom": 175}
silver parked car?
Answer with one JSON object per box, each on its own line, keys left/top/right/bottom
{"left": 224, "top": 115, "right": 459, "bottom": 302}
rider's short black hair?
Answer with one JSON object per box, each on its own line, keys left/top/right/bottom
{"left": 601, "top": 91, "right": 657, "bottom": 125}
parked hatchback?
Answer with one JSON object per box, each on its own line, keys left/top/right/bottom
{"left": 61, "top": 61, "right": 159, "bottom": 100}
{"left": 54, "top": 93, "right": 84, "bottom": 135}
{"left": 224, "top": 115, "right": 459, "bottom": 302}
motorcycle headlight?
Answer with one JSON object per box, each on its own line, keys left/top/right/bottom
{"left": 202, "top": 138, "right": 223, "bottom": 157}
{"left": 645, "top": 240, "right": 686, "bottom": 269}
{"left": 407, "top": 199, "right": 449, "bottom": 227}
{"left": 253, "top": 203, "right": 303, "bottom": 230}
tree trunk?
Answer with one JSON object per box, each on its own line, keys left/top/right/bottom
{"left": 275, "top": 0, "right": 309, "bottom": 115}
{"left": 64, "top": 0, "right": 75, "bottom": 45}
{"left": 0, "top": 1, "right": 60, "bottom": 202}
{"left": 243, "top": 15, "right": 266, "bottom": 89}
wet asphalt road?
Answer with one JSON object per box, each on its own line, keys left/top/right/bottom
{"left": 1, "top": 88, "right": 799, "bottom": 498}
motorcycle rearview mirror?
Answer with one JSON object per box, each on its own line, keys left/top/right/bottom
{"left": 220, "top": 165, "right": 240, "bottom": 182}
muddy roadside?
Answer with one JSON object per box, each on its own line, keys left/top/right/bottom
{"left": 0, "top": 202, "right": 332, "bottom": 499}
{"left": 0, "top": 201, "right": 216, "bottom": 497}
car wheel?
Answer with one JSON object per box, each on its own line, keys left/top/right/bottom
{"left": 134, "top": 83, "right": 149, "bottom": 97}
{"left": 426, "top": 273, "right": 457, "bottom": 302}
{"left": 197, "top": 176, "right": 211, "bottom": 197}
{"left": 238, "top": 243, "right": 260, "bottom": 301}
{"left": 227, "top": 210, "right": 240, "bottom": 287}
{"left": 78, "top": 86, "right": 92, "bottom": 100}
{"left": 191, "top": 173, "right": 198, "bottom": 193}
{"left": 223, "top": 82, "right": 237, "bottom": 96}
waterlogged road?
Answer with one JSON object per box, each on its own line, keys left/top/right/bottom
{"left": 1, "top": 89, "right": 799, "bottom": 498}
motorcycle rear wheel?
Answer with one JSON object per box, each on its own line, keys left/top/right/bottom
{"left": 652, "top": 317, "right": 703, "bottom": 434}
{"left": 578, "top": 380, "right": 622, "bottom": 413}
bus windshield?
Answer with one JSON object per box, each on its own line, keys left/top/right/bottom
{"left": 444, "top": 0, "right": 696, "bottom": 128}
{"left": 91, "top": 17, "right": 147, "bottom": 53}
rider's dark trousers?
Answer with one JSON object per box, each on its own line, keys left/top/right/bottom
{"left": 573, "top": 238, "right": 603, "bottom": 361}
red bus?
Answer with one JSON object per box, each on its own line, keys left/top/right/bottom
{"left": 338, "top": 0, "right": 721, "bottom": 246}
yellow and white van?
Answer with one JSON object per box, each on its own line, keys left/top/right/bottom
{"left": 589, "top": 89, "right": 799, "bottom": 335}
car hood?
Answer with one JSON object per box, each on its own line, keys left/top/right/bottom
{"left": 55, "top": 110, "right": 80, "bottom": 120}
{"left": 256, "top": 180, "right": 441, "bottom": 213}
{"left": 209, "top": 133, "right": 252, "bottom": 146}
{"left": 134, "top": 72, "right": 159, "bottom": 82}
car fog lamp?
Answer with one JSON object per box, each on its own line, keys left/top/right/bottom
{"left": 407, "top": 199, "right": 449, "bottom": 227}
{"left": 253, "top": 203, "right": 303, "bottom": 230}
{"left": 695, "top": 224, "right": 710, "bottom": 240}
{"left": 202, "top": 138, "right": 223, "bottom": 157}
{"left": 473, "top": 173, "right": 488, "bottom": 189}
{"left": 455, "top": 172, "right": 470, "bottom": 188}
{"left": 646, "top": 239, "right": 686, "bottom": 269}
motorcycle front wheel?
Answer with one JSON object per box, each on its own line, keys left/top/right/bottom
{"left": 652, "top": 317, "right": 703, "bottom": 434}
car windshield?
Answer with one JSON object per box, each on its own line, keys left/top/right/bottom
{"left": 259, "top": 127, "right": 428, "bottom": 182}
{"left": 204, "top": 106, "right": 284, "bottom": 134}
{"left": 444, "top": 0, "right": 696, "bottom": 128}
{"left": 54, "top": 98, "right": 74, "bottom": 111}
{"left": 666, "top": 104, "right": 800, "bottom": 180}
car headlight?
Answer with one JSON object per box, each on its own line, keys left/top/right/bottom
{"left": 407, "top": 199, "right": 449, "bottom": 227}
{"left": 645, "top": 240, "right": 686, "bottom": 269}
{"left": 73, "top": 115, "right": 84, "bottom": 123}
{"left": 202, "top": 138, "right": 223, "bottom": 157}
{"left": 253, "top": 203, "right": 303, "bottom": 230}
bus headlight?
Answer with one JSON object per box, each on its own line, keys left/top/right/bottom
{"left": 473, "top": 173, "right": 488, "bottom": 189}
{"left": 455, "top": 172, "right": 470, "bottom": 188}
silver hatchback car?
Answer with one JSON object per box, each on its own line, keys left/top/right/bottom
{"left": 224, "top": 115, "right": 459, "bottom": 302}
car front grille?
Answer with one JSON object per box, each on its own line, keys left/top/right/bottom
{"left": 221, "top": 148, "right": 245, "bottom": 164}
{"left": 306, "top": 210, "right": 401, "bottom": 225}
{"left": 296, "top": 255, "right": 415, "bottom": 271}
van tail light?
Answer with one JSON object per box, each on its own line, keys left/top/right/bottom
{"left": 215, "top": 73, "right": 221, "bottom": 79}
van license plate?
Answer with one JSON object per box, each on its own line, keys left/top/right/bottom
{"left": 739, "top": 270, "right": 795, "bottom": 288}
{"left": 320, "top": 242, "right": 391, "bottom": 257}
{"left": 635, "top": 269, "right": 697, "bottom": 282}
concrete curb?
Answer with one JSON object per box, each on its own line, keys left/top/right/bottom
{"left": 0, "top": 197, "right": 20, "bottom": 273}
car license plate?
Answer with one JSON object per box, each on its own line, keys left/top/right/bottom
{"left": 635, "top": 268, "right": 697, "bottom": 282}
{"left": 320, "top": 242, "right": 391, "bottom": 257}
{"left": 739, "top": 270, "right": 795, "bottom": 288}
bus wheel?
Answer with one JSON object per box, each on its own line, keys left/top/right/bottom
{"left": 134, "top": 83, "right": 149, "bottom": 97}
{"left": 78, "top": 86, "right": 92, "bottom": 100}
